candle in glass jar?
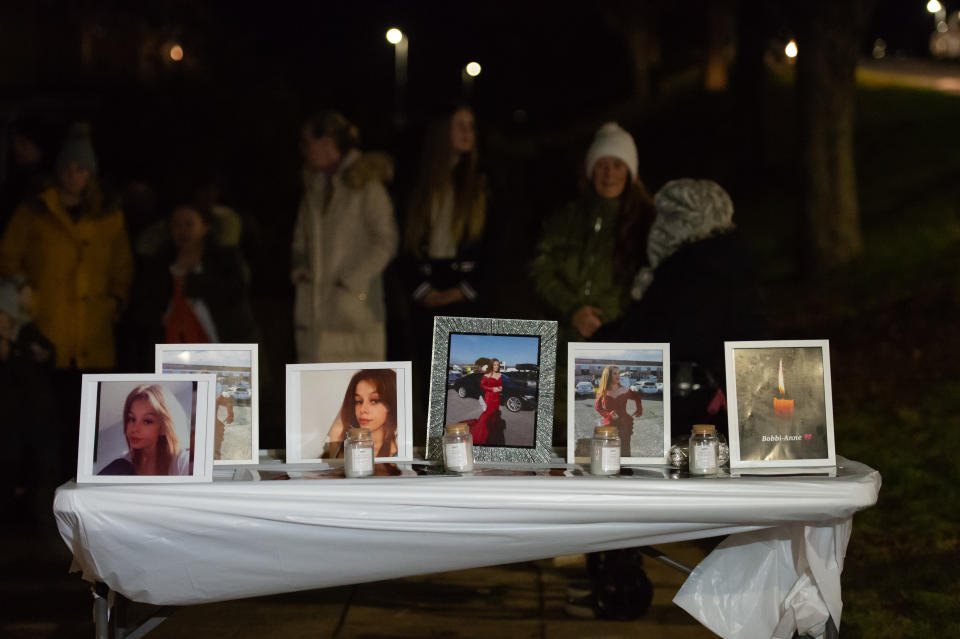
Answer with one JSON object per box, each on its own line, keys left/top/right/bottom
{"left": 343, "top": 427, "right": 375, "bottom": 478}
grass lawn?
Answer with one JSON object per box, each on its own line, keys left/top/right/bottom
{"left": 744, "top": 83, "right": 960, "bottom": 638}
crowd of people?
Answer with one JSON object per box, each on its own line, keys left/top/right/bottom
{"left": 0, "top": 103, "right": 749, "bottom": 518}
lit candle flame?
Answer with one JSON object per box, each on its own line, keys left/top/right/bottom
{"left": 778, "top": 359, "right": 785, "bottom": 395}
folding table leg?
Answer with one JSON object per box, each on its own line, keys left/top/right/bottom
{"left": 92, "top": 582, "right": 110, "bottom": 639}
{"left": 90, "top": 582, "right": 170, "bottom": 639}
{"left": 637, "top": 546, "right": 694, "bottom": 575}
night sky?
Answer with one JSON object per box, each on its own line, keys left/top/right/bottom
{"left": 1, "top": 1, "right": 947, "bottom": 183}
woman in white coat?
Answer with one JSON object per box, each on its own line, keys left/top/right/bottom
{"left": 291, "top": 111, "right": 398, "bottom": 362}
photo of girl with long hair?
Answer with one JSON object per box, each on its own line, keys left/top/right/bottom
{"left": 444, "top": 333, "right": 540, "bottom": 448}
{"left": 470, "top": 358, "right": 502, "bottom": 444}
{"left": 595, "top": 365, "right": 643, "bottom": 457}
{"left": 97, "top": 382, "right": 193, "bottom": 476}
{"left": 322, "top": 368, "right": 398, "bottom": 458}
{"left": 569, "top": 345, "right": 668, "bottom": 462}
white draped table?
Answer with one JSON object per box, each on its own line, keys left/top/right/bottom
{"left": 54, "top": 457, "right": 880, "bottom": 639}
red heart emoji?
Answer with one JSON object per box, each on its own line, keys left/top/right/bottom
{"left": 804, "top": 433, "right": 812, "bottom": 440}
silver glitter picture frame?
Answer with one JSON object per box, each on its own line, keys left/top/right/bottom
{"left": 425, "top": 316, "right": 558, "bottom": 464}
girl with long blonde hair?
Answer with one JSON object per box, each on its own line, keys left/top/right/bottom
{"left": 100, "top": 384, "right": 191, "bottom": 476}
{"left": 594, "top": 365, "right": 643, "bottom": 456}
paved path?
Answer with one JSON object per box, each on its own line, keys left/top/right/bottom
{"left": 859, "top": 58, "right": 960, "bottom": 94}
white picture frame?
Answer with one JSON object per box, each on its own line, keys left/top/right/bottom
{"left": 566, "top": 342, "right": 671, "bottom": 465}
{"left": 155, "top": 344, "right": 259, "bottom": 465}
{"left": 724, "top": 340, "right": 836, "bottom": 468}
{"left": 286, "top": 362, "right": 413, "bottom": 463}
{"left": 77, "top": 373, "right": 217, "bottom": 483}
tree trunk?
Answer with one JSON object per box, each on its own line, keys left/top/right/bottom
{"left": 624, "top": 27, "right": 660, "bottom": 101}
{"left": 732, "top": 0, "right": 769, "bottom": 182}
{"left": 794, "top": 0, "right": 874, "bottom": 271}
{"left": 600, "top": 1, "right": 664, "bottom": 102}
{"left": 704, "top": 2, "right": 735, "bottom": 92}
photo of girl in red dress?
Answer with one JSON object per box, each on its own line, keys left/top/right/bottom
{"left": 595, "top": 365, "right": 643, "bottom": 456}
{"left": 443, "top": 332, "right": 540, "bottom": 448}
{"left": 471, "top": 358, "right": 502, "bottom": 444}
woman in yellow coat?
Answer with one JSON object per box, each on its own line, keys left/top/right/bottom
{"left": 0, "top": 127, "right": 132, "bottom": 371}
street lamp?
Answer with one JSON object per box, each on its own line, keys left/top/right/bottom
{"left": 385, "top": 28, "right": 407, "bottom": 128}
{"left": 784, "top": 40, "right": 798, "bottom": 59}
{"left": 927, "top": 0, "right": 947, "bottom": 33}
{"left": 461, "top": 61, "right": 481, "bottom": 98}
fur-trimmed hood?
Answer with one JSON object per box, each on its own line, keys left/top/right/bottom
{"left": 340, "top": 150, "right": 394, "bottom": 188}
{"left": 303, "top": 150, "right": 394, "bottom": 190}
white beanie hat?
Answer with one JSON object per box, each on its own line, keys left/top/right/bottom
{"left": 585, "top": 122, "right": 638, "bottom": 179}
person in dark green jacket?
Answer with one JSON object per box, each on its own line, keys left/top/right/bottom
{"left": 532, "top": 122, "right": 655, "bottom": 341}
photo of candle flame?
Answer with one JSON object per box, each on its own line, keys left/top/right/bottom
{"left": 773, "top": 358, "right": 794, "bottom": 417}
{"left": 778, "top": 358, "right": 786, "bottom": 395}
{"left": 733, "top": 346, "right": 829, "bottom": 461}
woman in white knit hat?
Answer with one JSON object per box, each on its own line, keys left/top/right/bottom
{"left": 532, "top": 122, "right": 655, "bottom": 341}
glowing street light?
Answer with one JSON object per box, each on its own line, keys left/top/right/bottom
{"left": 785, "top": 40, "right": 798, "bottom": 59}
{"left": 386, "top": 28, "right": 403, "bottom": 45}
{"left": 385, "top": 28, "right": 408, "bottom": 86}
{"left": 461, "top": 61, "right": 481, "bottom": 98}
{"left": 386, "top": 27, "right": 408, "bottom": 128}
{"left": 169, "top": 43, "right": 184, "bottom": 62}
{"left": 926, "top": 1, "right": 947, "bottom": 33}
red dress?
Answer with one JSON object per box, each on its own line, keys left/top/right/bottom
{"left": 471, "top": 374, "right": 502, "bottom": 445}
{"left": 595, "top": 385, "right": 643, "bottom": 454}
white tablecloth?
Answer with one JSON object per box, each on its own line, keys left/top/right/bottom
{"left": 54, "top": 457, "right": 880, "bottom": 639}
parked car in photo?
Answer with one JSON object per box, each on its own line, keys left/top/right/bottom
{"left": 639, "top": 380, "right": 659, "bottom": 394}
{"left": 574, "top": 381, "right": 595, "bottom": 398}
{"left": 233, "top": 386, "right": 251, "bottom": 401}
{"left": 447, "top": 371, "right": 462, "bottom": 388}
{"left": 452, "top": 371, "right": 536, "bottom": 412}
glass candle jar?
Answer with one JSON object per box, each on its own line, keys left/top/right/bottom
{"left": 590, "top": 425, "right": 621, "bottom": 475}
{"left": 688, "top": 424, "right": 719, "bottom": 475}
{"left": 343, "top": 427, "right": 375, "bottom": 478}
{"left": 442, "top": 423, "right": 474, "bottom": 472}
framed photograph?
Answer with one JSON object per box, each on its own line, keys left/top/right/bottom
{"left": 286, "top": 362, "right": 413, "bottom": 462}
{"left": 77, "top": 374, "right": 217, "bottom": 483}
{"left": 724, "top": 340, "right": 836, "bottom": 468}
{"left": 155, "top": 344, "right": 259, "bottom": 465}
{"left": 425, "top": 317, "right": 558, "bottom": 464}
{"left": 566, "top": 342, "right": 671, "bottom": 465}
